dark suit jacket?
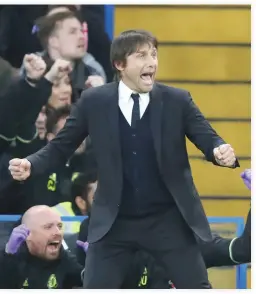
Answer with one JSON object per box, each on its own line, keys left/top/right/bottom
{"left": 27, "top": 82, "right": 235, "bottom": 243}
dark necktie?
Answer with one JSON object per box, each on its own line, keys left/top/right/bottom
{"left": 131, "top": 93, "right": 140, "bottom": 128}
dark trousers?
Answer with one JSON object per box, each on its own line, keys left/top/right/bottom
{"left": 83, "top": 207, "right": 211, "bottom": 289}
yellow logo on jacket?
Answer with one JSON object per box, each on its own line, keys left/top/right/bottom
{"left": 47, "top": 173, "right": 57, "bottom": 191}
{"left": 47, "top": 274, "right": 58, "bottom": 289}
{"left": 138, "top": 267, "right": 148, "bottom": 287}
{"left": 22, "top": 278, "right": 29, "bottom": 288}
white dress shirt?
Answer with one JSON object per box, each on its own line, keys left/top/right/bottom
{"left": 118, "top": 80, "right": 150, "bottom": 126}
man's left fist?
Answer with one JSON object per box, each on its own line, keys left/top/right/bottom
{"left": 213, "top": 144, "right": 236, "bottom": 167}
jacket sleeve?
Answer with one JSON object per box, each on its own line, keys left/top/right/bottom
{"left": 0, "top": 77, "right": 51, "bottom": 155}
{"left": 26, "top": 88, "right": 91, "bottom": 176}
{"left": 183, "top": 93, "right": 239, "bottom": 167}
{"left": 0, "top": 77, "right": 30, "bottom": 143}
{"left": 13, "top": 78, "right": 52, "bottom": 158}
{"left": 200, "top": 209, "right": 251, "bottom": 268}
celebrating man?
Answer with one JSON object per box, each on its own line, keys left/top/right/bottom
{"left": 9, "top": 30, "right": 238, "bottom": 288}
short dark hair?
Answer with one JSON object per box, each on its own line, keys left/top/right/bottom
{"left": 110, "top": 30, "right": 158, "bottom": 80}
{"left": 71, "top": 170, "right": 97, "bottom": 202}
{"left": 36, "top": 11, "right": 80, "bottom": 49}
{"left": 46, "top": 105, "right": 71, "bottom": 135}
{"left": 48, "top": 5, "right": 78, "bottom": 13}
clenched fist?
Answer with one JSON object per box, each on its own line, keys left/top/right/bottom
{"left": 24, "top": 54, "right": 46, "bottom": 80}
{"left": 213, "top": 144, "right": 236, "bottom": 167}
{"left": 85, "top": 75, "right": 104, "bottom": 88}
{"left": 9, "top": 158, "right": 31, "bottom": 181}
{"left": 44, "top": 59, "right": 72, "bottom": 83}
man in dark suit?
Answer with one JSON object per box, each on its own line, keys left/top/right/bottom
{"left": 9, "top": 30, "right": 238, "bottom": 289}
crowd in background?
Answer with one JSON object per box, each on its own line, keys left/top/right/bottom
{"left": 0, "top": 5, "right": 105, "bottom": 250}
{"left": 0, "top": 5, "right": 251, "bottom": 289}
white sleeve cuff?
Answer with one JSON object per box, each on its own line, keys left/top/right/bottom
{"left": 62, "top": 240, "right": 69, "bottom": 250}
{"left": 229, "top": 237, "right": 239, "bottom": 263}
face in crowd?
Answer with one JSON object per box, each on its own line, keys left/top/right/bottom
{"left": 35, "top": 75, "right": 72, "bottom": 139}
{"left": 48, "top": 13, "right": 86, "bottom": 61}
{"left": 47, "top": 6, "right": 88, "bottom": 52}
{"left": 48, "top": 75, "right": 72, "bottom": 109}
{"left": 25, "top": 206, "right": 63, "bottom": 260}
{"left": 46, "top": 109, "right": 86, "bottom": 155}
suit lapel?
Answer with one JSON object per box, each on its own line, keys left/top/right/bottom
{"left": 105, "top": 83, "right": 122, "bottom": 170}
{"left": 150, "top": 84, "right": 163, "bottom": 171}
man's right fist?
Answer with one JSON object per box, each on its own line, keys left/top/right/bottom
{"left": 9, "top": 158, "right": 31, "bottom": 181}
{"left": 24, "top": 54, "right": 46, "bottom": 80}
{"left": 44, "top": 59, "right": 72, "bottom": 83}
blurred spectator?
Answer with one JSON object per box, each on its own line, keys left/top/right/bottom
{"left": 49, "top": 5, "right": 113, "bottom": 81}
{"left": 0, "top": 54, "right": 51, "bottom": 156}
{"left": 19, "top": 105, "right": 86, "bottom": 212}
{"left": 34, "top": 10, "right": 104, "bottom": 100}
{"left": 0, "top": 57, "right": 73, "bottom": 214}
{"left": 53, "top": 171, "right": 97, "bottom": 235}
{"left": 48, "top": 74, "right": 72, "bottom": 109}
{"left": 47, "top": 6, "right": 107, "bottom": 82}
{"left": 0, "top": 205, "right": 84, "bottom": 289}
{"left": 35, "top": 106, "right": 47, "bottom": 141}
{"left": 0, "top": 5, "right": 47, "bottom": 71}
{"left": 0, "top": 5, "right": 113, "bottom": 82}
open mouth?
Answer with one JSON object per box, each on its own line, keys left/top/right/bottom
{"left": 140, "top": 73, "right": 154, "bottom": 84}
{"left": 77, "top": 43, "right": 85, "bottom": 49}
{"left": 59, "top": 97, "right": 69, "bottom": 103}
{"left": 47, "top": 241, "right": 61, "bottom": 252}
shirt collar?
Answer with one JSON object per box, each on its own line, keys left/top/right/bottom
{"left": 118, "top": 80, "right": 150, "bottom": 102}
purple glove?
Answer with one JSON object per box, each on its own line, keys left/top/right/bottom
{"left": 241, "top": 169, "right": 251, "bottom": 190}
{"left": 6, "top": 224, "right": 30, "bottom": 254}
{"left": 76, "top": 240, "right": 89, "bottom": 253}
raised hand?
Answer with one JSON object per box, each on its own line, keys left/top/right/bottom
{"left": 213, "top": 144, "right": 236, "bottom": 167}
{"left": 24, "top": 54, "right": 46, "bottom": 80}
{"left": 44, "top": 59, "right": 72, "bottom": 83}
{"left": 9, "top": 158, "right": 31, "bottom": 181}
{"left": 85, "top": 75, "right": 104, "bottom": 88}
{"left": 6, "top": 224, "right": 30, "bottom": 254}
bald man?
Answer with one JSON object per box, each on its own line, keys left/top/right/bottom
{"left": 0, "top": 205, "right": 84, "bottom": 289}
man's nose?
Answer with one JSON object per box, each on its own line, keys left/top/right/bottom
{"left": 53, "top": 226, "right": 62, "bottom": 235}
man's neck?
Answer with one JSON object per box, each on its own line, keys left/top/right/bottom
{"left": 47, "top": 48, "right": 75, "bottom": 68}
{"left": 47, "top": 48, "right": 61, "bottom": 61}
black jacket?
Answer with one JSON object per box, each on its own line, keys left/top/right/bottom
{"left": 27, "top": 82, "right": 236, "bottom": 243}
{"left": 0, "top": 77, "right": 51, "bottom": 156}
{"left": 0, "top": 77, "right": 52, "bottom": 214}
{"left": 0, "top": 244, "right": 83, "bottom": 289}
